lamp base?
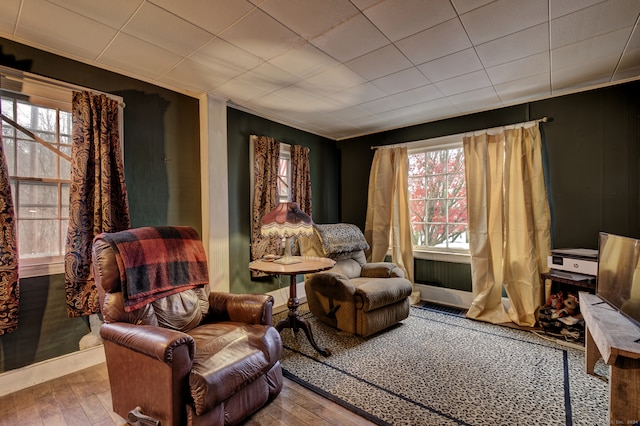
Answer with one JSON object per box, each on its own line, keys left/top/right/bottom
{"left": 274, "top": 256, "right": 301, "bottom": 265}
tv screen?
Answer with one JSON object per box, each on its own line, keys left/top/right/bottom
{"left": 597, "top": 232, "right": 640, "bottom": 328}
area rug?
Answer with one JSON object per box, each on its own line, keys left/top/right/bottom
{"left": 275, "top": 305, "right": 609, "bottom": 426}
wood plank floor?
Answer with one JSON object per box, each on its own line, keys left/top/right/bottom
{"left": 0, "top": 362, "right": 376, "bottom": 425}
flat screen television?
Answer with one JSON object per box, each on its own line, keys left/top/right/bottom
{"left": 596, "top": 232, "right": 640, "bottom": 328}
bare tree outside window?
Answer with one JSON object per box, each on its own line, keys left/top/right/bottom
{"left": 2, "top": 95, "right": 71, "bottom": 259}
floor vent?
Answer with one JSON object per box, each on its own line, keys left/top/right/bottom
{"left": 417, "top": 302, "right": 466, "bottom": 317}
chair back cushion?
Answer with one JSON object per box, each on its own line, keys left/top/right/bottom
{"left": 93, "top": 226, "right": 210, "bottom": 331}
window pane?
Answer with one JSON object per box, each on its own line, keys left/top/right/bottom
{"left": 425, "top": 150, "right": 446, "bottom": 174}
{"left": 449, "top": 198, "right": 467, "bottom": 223}
{"left": 18, "top": 182, "right": 59, "bottom": 218}
{"left": 3, "top": 138, "right": 15, "bottom": 175}
{"left": 409, "top": 153, "right": 425, "bottom": 176}
{"left": 448, "top": 148, "right": 464, "bottom": 173}
{"left": 426, "top": 199, "right": 446, "bottom": 223}
{"left": 17, "top": 140, "right": 57, "bottom": 178}
{"left": 426, "top": 175, "right": 445, "bottom": 198}
{"left": 18, "top": 219, "right": 60, "bottom": 257}
{"left": 410, "top": 199, "right": 425, "bottom": 222}
{"left": 412, "top": 223, "right": 427, "bottom": 246}
{"left": 61, "top": 184, "right": 69, "bottom": 218}
{"left": 447, "top": 224, "right": 469, "bottom": 249}
{"left": 60, "top": 146, "right": 71, "bottom": 179}
{"left": 428, "top": 223, "right": 446, "bottom": 247}
{"left": 408, "top": 177, "right": 424, "bottom": 198}
{"left": 447, "top": 172, "right": 465, "bottom": 198}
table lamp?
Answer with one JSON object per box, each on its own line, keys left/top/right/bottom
{"left": 261, "top": 202, "right": 313, "bottom": 264}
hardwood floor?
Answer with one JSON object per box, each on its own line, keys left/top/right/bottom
{"left": 0, "top": 362, "right": 376, "bottom": 426}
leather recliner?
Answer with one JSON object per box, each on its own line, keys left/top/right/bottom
{"left": 92, "top": 226, "right": 283, "bottom": 426}
{"left": 300, "top": 223, "right": 413, "bottom": 337}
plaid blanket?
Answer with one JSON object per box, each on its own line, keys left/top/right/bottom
{"left": 99, "top": 226, "right": 209, "bottom": 312}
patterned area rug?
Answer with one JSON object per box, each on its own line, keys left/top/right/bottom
{"left": 275, "top": 305, "right": 608, "bottom": 426}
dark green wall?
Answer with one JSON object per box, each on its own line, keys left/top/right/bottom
{"left": 226, "top": 108, "right": 340, "bottom": 294}
{"left": 338, "top": 82, "right": 640, "bottom": 292}
{"left": 0, "top": 38, "right": 201, "bottom": 372}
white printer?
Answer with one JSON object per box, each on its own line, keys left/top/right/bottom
{"left": 547, "top": 248, "right": 598, "bottom": 277}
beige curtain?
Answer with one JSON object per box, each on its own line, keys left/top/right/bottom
{"left": 463, "top": 123, "right": 551, "bottom": 327}
{"left": 365, "top": 146, "right": 420, "bottom": 304}
{"left": 65, "top": 91, "right": 130, "bottom": 318}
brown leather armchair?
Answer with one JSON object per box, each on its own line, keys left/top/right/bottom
{"left": 300, "top": 223, "right": 413, "bottom": 337}
{"left": 93, "top": 226, "right": 282, "bottom": 426}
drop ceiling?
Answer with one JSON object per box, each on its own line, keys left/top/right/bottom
{"left": 1, "top": 0, "right": 639, "bottom": 140}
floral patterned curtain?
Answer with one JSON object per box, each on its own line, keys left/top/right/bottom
{"left": 0, "top": 127, "right": 19, "bottom": 335}
{"left": 250, "top": 135, "right": 280, "bottom": 264}
{"left": 65, "top": 91, "right": 130, "bottom": 317}
{"left": 290, "top": 144, "right": 312, "bottom": 216}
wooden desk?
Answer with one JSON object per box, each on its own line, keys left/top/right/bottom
{"left": 580, "top": 292, "right": 640, "bottom": 424}
{"left": 249, "top": 256, "right": 335, "bottom": 357}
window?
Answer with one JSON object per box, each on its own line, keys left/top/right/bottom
{"left": 277, "top": 144, "right": 290, "bottom": 203}
{"left": 1, "top": 93, "right": 71, "bottom": 270}
{"left": 0, "top": 67, "right": 124, "bottom": 277}
{"left": 408, "top": 137, "right": 469, "bottom": 253}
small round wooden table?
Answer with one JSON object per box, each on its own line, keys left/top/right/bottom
{"left": 249, "top": 256, "right": 335, "bottom": 357}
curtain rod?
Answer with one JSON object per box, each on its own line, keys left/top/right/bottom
{"left": 370, "top": 116, "right": 550, "bottom": 150}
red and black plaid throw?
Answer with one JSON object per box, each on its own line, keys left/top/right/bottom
{"left": 99, "top": 226, "right": 209, "bottom": 312}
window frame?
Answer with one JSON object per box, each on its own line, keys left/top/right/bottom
{"left": 0, "top": 66, "right": 124, "bottom": 278}
{"left": 407, "top": 134, "right": 470, "bottom": 264}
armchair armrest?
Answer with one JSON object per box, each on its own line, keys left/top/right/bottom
{"left": 361, "top": 262, "right": 405, "bottom": 278}
{"left": 207, "top": 292, "right": 274, "bottom": 325}
{"left": 100, "top": 322, "right": 195, "bottom": 365}
{"left": 306, "top": 272, "right": 356, "bottom": 295}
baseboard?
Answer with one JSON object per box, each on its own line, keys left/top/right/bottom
{"left": 417, "top": 283, "right": 473, "bottom": 309}
{"left": 0, "top": 344, "right": 106, "bottom": 397}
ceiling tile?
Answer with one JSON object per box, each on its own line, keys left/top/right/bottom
{"left": 97, "top": 32, "right": 183, "bottom": 80}
{"left": 303, "top": 64, "right": 367, "bottom": 93}
{"left": 448, "top": 86, "right": 502, "bottom": 111}
{"left": 372, "top": 67, "right": 430, "bottom": 94}
{"left": 460, "top": 0, "right": 548, "bottom": 45}
{"left": 190, "top": 38, "right": 263, "bottom": 75}
{"left": 214, "top": 78, "right": 272, "bottom": 103}
{"left": 417, "top": 48, "right": 483, "bottom": 82}
{"left": 48, "top": 0, "right": 142, "bottom": 29}
{"left": 259, "top": 0, "right": 359, "bottom": 40}
{"left": 434, "top": 70, "right": 492, "bottom": 96}
{"left": 550, "top": 0, "right": 640, "bottom": 49}
{"left": 494, "top": 73, "right": 551, "bottom": 104}
{"left": 363, "top": 0, "right": 456, "bottom": 41}
{"left": 396, "top": 18, "right": 472, "bottom": 65}
{"left": 122, "top": 2, "right": 213, "bottom": 56}
{"left": 615, "top": 26, "right": 640, "bottom": 80}
{"left": 475, "top": 23, "right": 548, "bottom": 69}
{"left": 345, "top": 44, "right": 413, "bottom": 81}
{"left": 269, "top": 43, "right": 338, "bottom": 79}
{"left": 218, "top": 8, "right": 305, "bottom": 60}
{"left": 549, "top": 0, "right": 602, "bottom": 19}
{"left": 149, "top": 0, "right": 256, "bottom": 35}
{"left": 16, "top": 0, "right": 117, "bottom": 60}
{"left": 486, "top": 52, "right": 549, "bottom": 85}
{"left": 158, "top": 58, "right": 234, "bottom": 93}
{"left": 551, "top": 28, "right": 629, "bottom": 73}
{"left": 310, "top": 13, "right": 388, "bottom": 62}
{"left": 330, "top": 82, "right": 387, "bottom": 106}
{"left": 0, "top": 0, "right": 20, "bottom": 34}
{"left": 449, "top": 0, "right": 494, "bottom": 15}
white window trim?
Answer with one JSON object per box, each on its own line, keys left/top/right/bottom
{"left": 406, "top": 132, "right": 471, "bottom": 263}
{"left": 1, "top": 65, "right": 124, "bottom": 278}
